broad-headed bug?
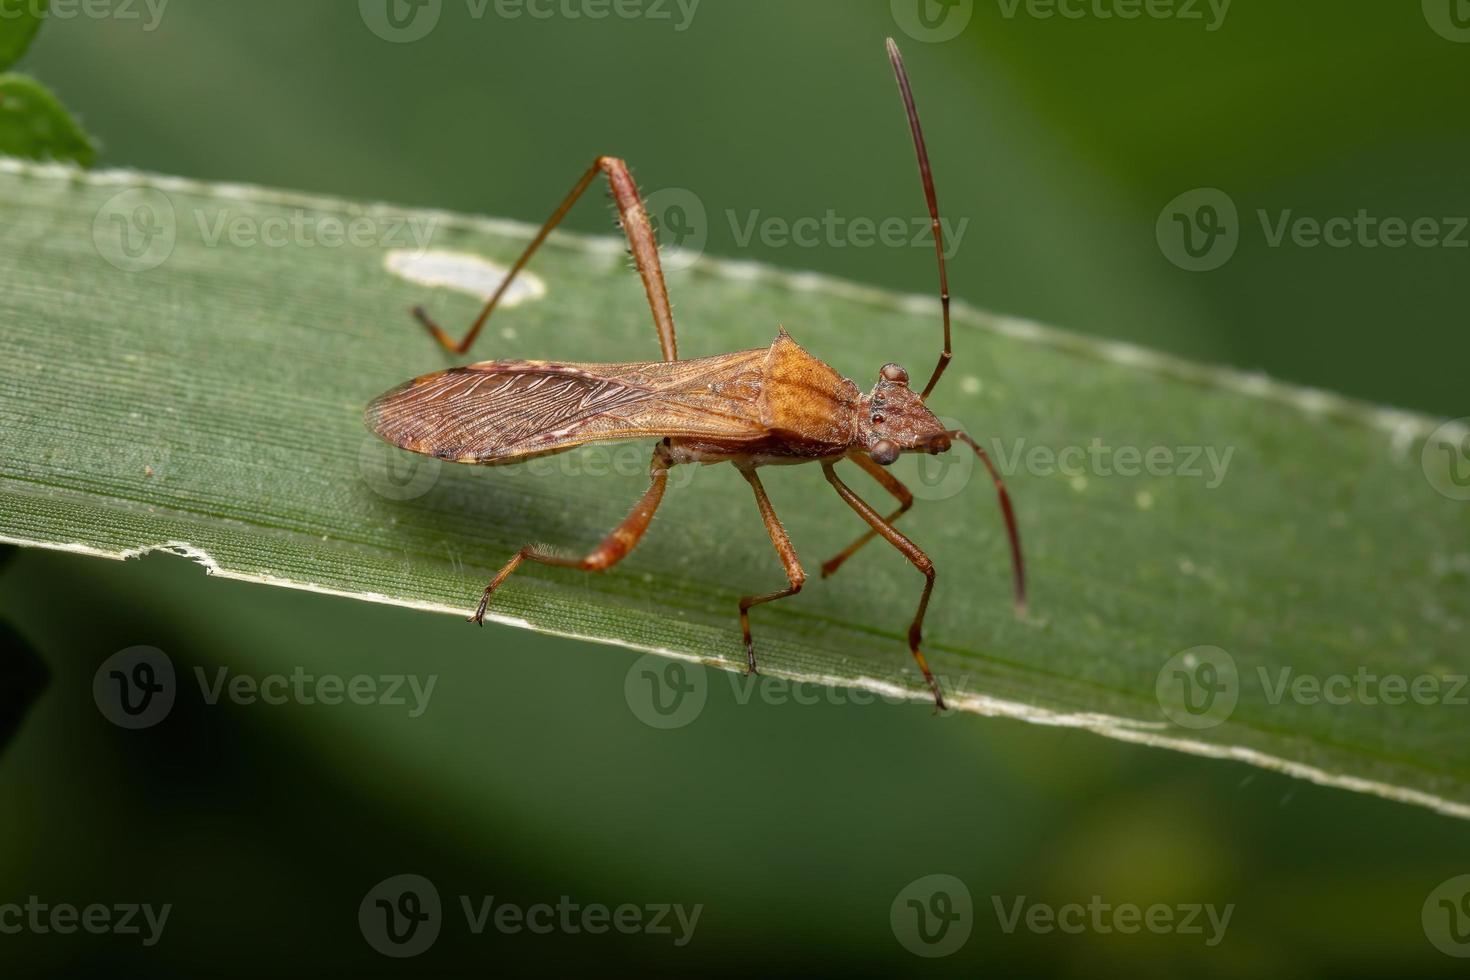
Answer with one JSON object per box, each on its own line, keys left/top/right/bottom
{"left": 367, "top": 38, "right": 1025, "bottom": 709}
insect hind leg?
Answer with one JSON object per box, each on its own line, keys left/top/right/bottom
{"left": 470, "top": 444, "right": 673, "bottom": 624}
{"left": 414, "top": 155, "right": 679, "bottom": 362}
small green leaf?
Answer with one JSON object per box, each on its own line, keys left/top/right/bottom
{"left": 0, "top": 161, "right": 1466, "bottom": 820}
{"left": 0, "top": 0, "right": 46, "bottom": 72}
{"left": 0, "top": 73, "right": 97, "bottom": 166}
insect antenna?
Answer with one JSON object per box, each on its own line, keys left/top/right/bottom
{"left": 951, "top": 431, "right": 1026, "bottom": 614}
{"left": 885, "top": 37, "right": 951, "bottom": 400}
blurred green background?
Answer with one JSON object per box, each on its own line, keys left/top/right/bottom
{"left": 4, "top": 0, "right": 1468, "bottom": 975}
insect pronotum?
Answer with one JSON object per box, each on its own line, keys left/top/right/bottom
{"left": 367, "top": 38, "right": 1026, "bottom": 709}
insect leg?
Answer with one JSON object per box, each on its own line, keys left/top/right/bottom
{"left": 414, "top": 155, "right": 678, "bottom": 362}
{"left": 822, "top": 460, "right": 944, "bottom": 710}
{"left": 735, "top": 465, "right": 805, "bottom": 676}
{"left": 469, "top": 444, "right": 672, "bottom": 624}
{"left": 819, "top": 453, "right": 914, "bottom": 579}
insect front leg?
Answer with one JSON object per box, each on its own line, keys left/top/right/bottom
{"left": 819, "top": 453, "right": 914, "bottom": 579}
{"left": 413, "top": 155, "right": 679, "bottom": 362}
{"left": 821, "top": 461, "right": 944, "bottom": 710}
{"left": 469, "top": 444, "right": 673, "bottom": 624}
{"left": 735, "top": 464, "right": 805, "bottom": 676}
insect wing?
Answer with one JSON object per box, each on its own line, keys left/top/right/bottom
{"left": 366, "top": 351, "right": 769, "bottom": 463}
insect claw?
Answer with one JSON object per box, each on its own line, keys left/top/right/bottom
{"left": 470, "top": 594, "right": 491, "bottom": 626}
{"left": 930, "top": 681, "right": 947, "bottom": 711}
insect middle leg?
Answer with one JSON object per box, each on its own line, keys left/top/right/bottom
{"left": 819, "top": 453, "right": 914, "bottom": 578}
{"left": 413, "top": 155, "right": 678, "bottom": 361}
{"left": 735, "top": 464, "right": 805, "bottom": 675}
{"left": 470, "top": 444, "right": 673, "bottom": 624}
{"left": 821, "top": 460, "right": 945, "bottom": 710}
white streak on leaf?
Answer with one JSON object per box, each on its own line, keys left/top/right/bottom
{"left": 384, "top": 249, "right": 546, "bottom": 306}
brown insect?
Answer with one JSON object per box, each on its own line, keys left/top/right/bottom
{"left": 366, "top": 38, "right": 1024, "bottom": 709}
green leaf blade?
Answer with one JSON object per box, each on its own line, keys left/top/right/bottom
{"left": 1, "top": 160, "right": 1466, "bottom": 818}
{"left": 0, "top": 73, "right": 97, "bottom": 165}
{"left": 0, "top": 0, "right": 46, "bottom": 71}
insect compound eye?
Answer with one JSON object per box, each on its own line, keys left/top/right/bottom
{"left": 869, "top": 439, "right": 900, "bottom": 466}
{"left": 880, "top": 363, "right": 909, "bottom": 385}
